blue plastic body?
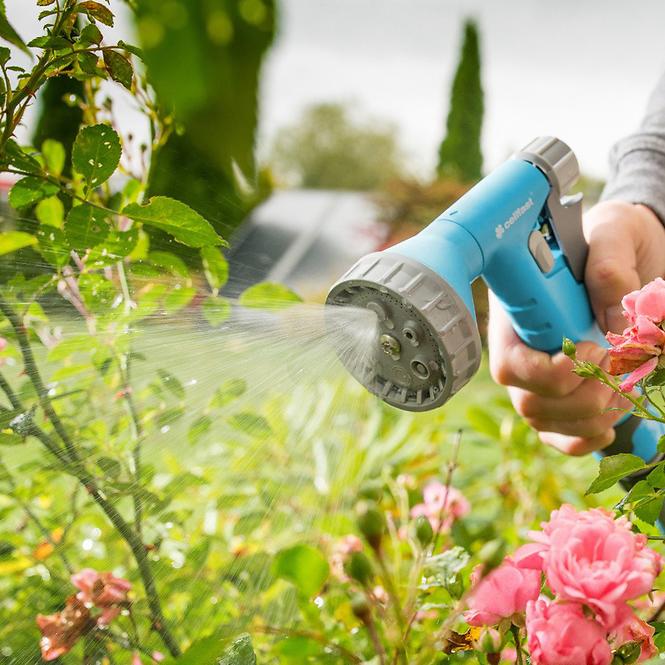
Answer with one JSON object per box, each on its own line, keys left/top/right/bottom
{"left": 388, "top": 157, "right": 662, "bottom": 465}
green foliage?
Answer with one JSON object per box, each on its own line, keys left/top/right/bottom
{"left": 587, "top": 454, "right": 647, "bottom": 495}
{"left": 238, "top": 282, "right": 302, "bottom": 309}
{"left": 72, "top": 124, "right": 122, "bottom": 188}
{"left": 273, "top": 544, "right": 330, "bottom": 597}
{"left": 270, "top": 102, "right": 405, "bottom": 190}
{"left": 437, "top": 19, "right": 484, "bottom": 182}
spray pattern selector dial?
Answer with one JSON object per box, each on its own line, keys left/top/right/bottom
{"left": 515, "top": 136, "right": 586, "bottom": 282}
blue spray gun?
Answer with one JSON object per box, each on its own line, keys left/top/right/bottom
{"left": 326, "top": 136, "right": 665, "bottom": 480}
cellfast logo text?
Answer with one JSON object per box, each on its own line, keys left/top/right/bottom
{"left": 495, "top": 197, "right": 534, "bottom": 239}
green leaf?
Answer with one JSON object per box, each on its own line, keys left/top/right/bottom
{"left": 123, "top": 197, "right": 224, "bottom": 248}
{"left": 78, "top": 273, "right": 116, "bottom": 313}
{"left": 228, "top": 412, "right": 271, "bottom": 437}
{"left": 4, "top": 140, "right": 41, "bottom": 173}
{"left": 238, "top": 283, "right": 302, "bottom": 310}
{"left": 158, "top": 369, "right": 185, "bottom": 399}
{"left": 28, "top": 35, "right": 71, "bottom": 49}
{"left": 201, "top": 246, "right": 229, "bottom": 291}
{"left": 0, "top": 46, "right": 8, "bottom": 65}
{"left": 586, "top": 453, "right": 647, "bottom": 495}
{"left": 78, "top": 23, "right": 103, "bottom": 45}
{"left": 218, "top": 634, "right": 256, "bottom": 665}
{"left": 164, "top": 286, "right": 196, "bottom": 313}
{"left": 647, "top": 462, "right": 665, "bottom": 489}
{"left": 78, "top": 1, "right": 114, "bottom": 26}
{"left": 466, "top": 405, "right": 501, "bottom": 440}
{"left": 42, "top": 139, "right": 66, "bottom": 176}
{"left": 0, "top": 3, "right": 28, "bottom": 55}
{"left": 211, "top": 378, "right": 246, "bottom": 408}
{"left": 148, "top": 251, "right": 188, "bottom": 277}
{"left": 65, "top": 203, "right": 109, "bottom": 250}
{"left": 88, "top": 228, "right": 138, "bottom": 266}
{"left": 188, "top": 415, "right": 212, "bottom": 445}
{"left": 627, "top": 480, "right": 665, "bottom": 525}
{"left": 0, "top": 231, "right": 37, "bottom": 256}
{"left": 36, "top": 226, "right": 69, "bottom": 268}
{"left": 117, "top": 39, "right": 143, "bottom": 58}
{"left": 103, "top": 49, "right": 133, "bottom": 89}
{"left": 0, "top": 432, "right": 23, "bottom": 446}
{"left": 72, "top": 124, "right": 121, "bottom": 187}
{"left": 202, "top": 295, "right": 231, "bottom": 326}
{"left": 273, "top": 544, "right": 329, "bottom": 598}
{"left": 35, "top": 196, "right": 64, "bottom": 228}
{"left": 8, "top": 177, "right": 59, "bottom": 209}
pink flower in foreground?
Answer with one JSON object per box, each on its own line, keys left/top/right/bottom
{"left": 529, "top": 505, "right": 662, "bottom": 628}
{"left": 36, "top": 596, "right": 94, "bottom": 661}
{"left": 609, "top": 605, "right": 657, "bottom": 662}
{"left": 622, "top": 278, "right": 665, "bottom": 325}
{"left": 464, "top": 557, "right": 541, "bottom": 627}
{"left": 526, "top": 598, "right": 612, "bottom": 665}
{"left": 71, "top": 568, "right": 131, "bottom": 626}
{"left": 606, "top": 277, "right": 665, "bottom": 390}
{"left": 410, "top": 481, "right": 470, "bottom": 533}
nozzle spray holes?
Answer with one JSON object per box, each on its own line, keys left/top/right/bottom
{"left": 410, "top": 358, "right": 431, "bottom": 380}
{"left": 402, "top": 321, "right": 421, "bottom": 347}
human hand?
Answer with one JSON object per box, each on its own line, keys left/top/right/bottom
{"left": 488, "top": 200, "right": 665, "bottom": 455}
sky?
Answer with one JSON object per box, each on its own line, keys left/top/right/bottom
{"left": 7, "top": 0, "right": 665, "bottom": 179}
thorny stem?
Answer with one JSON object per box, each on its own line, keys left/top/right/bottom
{"left": 431, "top": 429, "right": 463, "bottom": 554}
{"left": 511, "top": 624, "right": 524, "bottom": 665}
{"left": 0, "top": 295, "right": 181, "bottom": 657}
{"left": 374, "top": 548, "right": 407, "bottom": 664}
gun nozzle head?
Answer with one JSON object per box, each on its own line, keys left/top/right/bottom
{"left": 325, "top": 252, "right": 481, "bottom": 412}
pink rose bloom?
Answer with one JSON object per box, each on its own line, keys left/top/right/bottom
{"left": 529, "top": 505, "right": 662, "bottom": 628}
{"left": 622, "top": 277, "right": 665, "bottom": 325}
{"left": 609, "top": 605, "right": 657, "bottom": 662}
{"left": 465, "top": 557, "right": 541, "bottom": 626}
{"left": 71, "top": 568, "right": 131, "bottom": 626}
{"left": 605, "top": 277, "right": 665, "bottom": 390}
{"left": 410, "top": 481, "right": 470, "bottom": 532}
{"left": 37, "top": 596, "right": 94, "bottom": 661}
{"left": 526, "top": 598, "right": 612, "bottom": 665}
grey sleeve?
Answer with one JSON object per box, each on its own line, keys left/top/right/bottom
{"left": 601, "top": 72, "right": 665, "bottom": 223}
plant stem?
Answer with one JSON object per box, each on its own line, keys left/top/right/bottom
{"left": 431, "top": 429, "right": 462, "bottom": 554}
{"left": 511, "top": 624, "right": 524, "bottom": 665}
{"left": 0, "top": 295, "right": 181, "bottom": 657}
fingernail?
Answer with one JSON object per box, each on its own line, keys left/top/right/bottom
{"left": 604, "top": 305, "right": 625, "bottom": 334}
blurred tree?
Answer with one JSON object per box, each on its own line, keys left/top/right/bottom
{"left": 135, "top": 0, "right": 276, "bottom": 237}
{"left": 437, "top": 19, "right": 484, "bottom": 182}
{"left": 32, "top": 74, "right": 83, "bottom": 176}
{"left": 269, "top": 102, "right": 404, "bottom": 190}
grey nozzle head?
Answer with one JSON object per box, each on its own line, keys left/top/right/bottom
{"left": 325, "top": 252, "right": 482, "bottom": 412}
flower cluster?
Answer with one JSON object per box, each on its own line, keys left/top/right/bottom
{"left": 37, "top": 569, "right": 131, "bottom": 661}
{"left": 465, "top": 505, "right": 662, "bottom": 664}
{"left": 606, "top": 277, "right": 665, "bottom": 391}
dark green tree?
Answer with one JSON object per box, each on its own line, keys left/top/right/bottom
{"left": 437, "top": 19, "right": 484, "bottom": 182}
{"left": 135, "top": 0, "right": 276, "bottom": 238}
{"left": 32, "top": 76, "right": 83, "bottom": 176}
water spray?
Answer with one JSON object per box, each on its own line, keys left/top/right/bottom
{"left": 327, "top": 136, "right": 664, "bottom": 473}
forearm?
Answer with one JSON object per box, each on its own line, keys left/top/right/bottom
{"left": 601, "top": 72, "right": 665, "bottom": 224}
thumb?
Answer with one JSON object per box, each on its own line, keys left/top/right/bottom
{"left": 583, "top": 205, "right": 641, "bottom": 334}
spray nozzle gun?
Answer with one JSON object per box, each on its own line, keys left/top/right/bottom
{"left": 326, "top": 137, "right": 664, "bottom": 484}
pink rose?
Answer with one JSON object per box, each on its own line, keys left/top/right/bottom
{"left": 526, "top": 598, "right": 612, "bottom": 665}
{"left": 465, "top": 556, "right": 541, "bottom": 626}
{"left": 410, "top": 481, "right": 470, "bottom": 533}
{"left": 622, "top": 277, "right": 665, "bottom": 325}
{"left": 36, "top": 596, "right": 94, "bottom": 661}
{"left": 609, "top": 605, "right": 657, "bottom": 662}
{"left": 529, "top": 505, "right": 662, "bottom": 628}
{"left": 71, "top": 568, "right": 131, "bottom": 626}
